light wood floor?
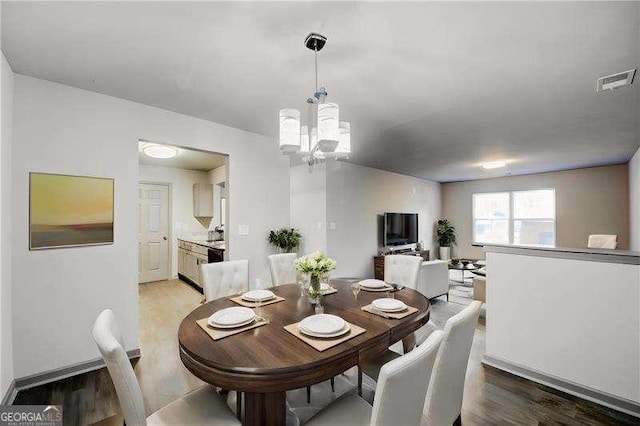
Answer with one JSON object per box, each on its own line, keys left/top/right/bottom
{"left": 13, "top": 279, "right": 639, "bottom": 425}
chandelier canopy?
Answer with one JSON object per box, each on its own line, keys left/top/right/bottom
{"left": 279, "top": 33, "right": 351, "bottom": 165}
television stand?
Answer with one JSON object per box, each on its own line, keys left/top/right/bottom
{"left": 373, "top": 250, "right": 430, "bottom": 280}
{"left": 391, "top": 248, "right": 414, "bottom": 254}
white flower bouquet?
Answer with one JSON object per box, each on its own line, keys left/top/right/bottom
{"left": 295, "top": 252, "right": 337, "bottom": 298}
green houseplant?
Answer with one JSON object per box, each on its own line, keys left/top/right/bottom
{"left": 436, "top": 219, "right": 457, "bottom": 260}
{"left": 268, "top": 228, "right": 302, "bottom": 253}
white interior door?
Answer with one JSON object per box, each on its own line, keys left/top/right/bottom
{"left": 138, "top": 183, "right": 170, "bottom": 283}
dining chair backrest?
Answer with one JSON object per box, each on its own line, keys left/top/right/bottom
{"left": 587, "top": 234, "right": 618, "bottom": 249}
{"left": 423, "top": 301, "right": 482, "bottom": 425}
{"left": 384, "top": 255, "right": 423, "bottom": 289}
{"left": 370, "top": 330, "right": 444, "bottom": 426}
{"left": 268, "top": 253, "right": 297, "bottom": 286}
{"left": 201, "top": 259, "right": 249, "bottom": 302}
{"left": 92, "top": 309, "right": 146, "bottom": 426}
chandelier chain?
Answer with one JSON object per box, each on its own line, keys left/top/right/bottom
{"left": 314, "top": 47, "right": 319, "bottom": 94}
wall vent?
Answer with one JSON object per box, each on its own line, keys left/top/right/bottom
{"left": 597, "top": 69, "right": 636, "bottom": 92}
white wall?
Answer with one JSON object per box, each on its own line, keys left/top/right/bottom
{"left": 138, "top": 164, "right": 213, "bottom": 278}
{"left": 630, "top": 148, "right": 640, "bottom": 251}
{"left": 208, "top": 164, "right": 227, "bottom": 230}
{"left": 486, "top": 250, "right": 640, "bottom": 406}
{"left": 290, "top": 162, "right": 327, "bottom": 255}
{"left": 0, "top": 48, "right": 15, "bottom": 397}
{"left": 11, "top": 75, "right": 290, "bottom": 379}
{"left": 325, "top": 161, "right": 441, "bottom": 278}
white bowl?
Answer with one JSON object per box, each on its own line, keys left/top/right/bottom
{"left": 299, "top": 323, "right": 350, "bottom": 339}
{"left": 372, "top": 298, "right": 407, "bottom": 312}
{"left": 208, "top": 307, "right": 255, "bottom": 328}
{"left": 298, "top": 314, "right": 345, "bottom": 335}
{"left": 242, "top": 289, "right": 276, "bottom": 302}
{"left": 359, "top": 279, "right": 387, "bottom": 289}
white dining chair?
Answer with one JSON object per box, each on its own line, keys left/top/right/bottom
{"left": 423, "top": 301, "right": 482, "bottom": 425}
{"left": 384, "top": 254, "right": 423, "bottom": 289}
{"left": 201, "top": 259, "right": 249, "bottom": 302}
{"left": 92, "top": 309, "right": 239, "bottom": 426}
{"left": 587, "top": 234, "right": 618, "bottom": 249}
{"left": 268, "top": 253, "right": 297, "bottom": 285}
{"left": 306, "top": 330, "right": 444, "bottom": 426}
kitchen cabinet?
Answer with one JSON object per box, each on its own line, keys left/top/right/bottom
{"left": 178, "top": 241, "right": 208, "bottom": 288}
{"left": 177, "top": 238, "right": 224, "bottom": 290}
{"left": 178, "top": 247, "right": 186, "bottom": 276}
{"left": 193, "top": 183, "right": 214, "bottom": 218}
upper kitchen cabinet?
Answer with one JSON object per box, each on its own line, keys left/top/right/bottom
{"left": 193, "top": 183, "right": 214, "bottom": 217}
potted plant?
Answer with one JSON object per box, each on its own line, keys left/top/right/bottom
{"left": 268, "top": 228, "right": 302, "bottom": 253}
{"left": 436, "top": 219, "right": 456, "bottom": 260}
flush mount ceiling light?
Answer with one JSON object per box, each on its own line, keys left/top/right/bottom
{"left": 482, "top": 160, "right": 507, "bottom": 170}
{"left": 278, "top": 33, "right": 351, "bottom": 165}
{"left": 143, "top": 144, "right": 178, "bottom": 159}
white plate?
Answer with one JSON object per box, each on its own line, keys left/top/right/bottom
{"left": 299, "top": 322, "right": 351, "bottom": 339}
{"left": 359, "top": 279, "right": 387, "bottom": 289}
{"left": 298, "top": 314, "right": 345, "bottom": 335}
{"left": 372, "top": 298, "right": 407, "bottom": 312}
{"left": 208, "top": 307, "right": 255, "bottom": 328}
{"left": 242, "top": 289, "right": 276, "bottom": 302}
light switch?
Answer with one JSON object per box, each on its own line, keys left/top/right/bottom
{"left": 329, "top": 222, "right": 337, "bottom": 230}
{"left": 238, "top": 225, "right": 249, "bottom": 235}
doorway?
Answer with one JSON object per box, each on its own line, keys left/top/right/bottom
{"left": 137, "top": 140, "right": 229, "bottom": 288}
{"left": 137, "top": 183, "right": 171, "bottom": 283}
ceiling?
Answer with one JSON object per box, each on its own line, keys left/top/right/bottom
{"left": 3, "top": 2, "right": 639, "bottom": 182}
{"left": 138, "top": 142, "right": 227, "bottom": 171}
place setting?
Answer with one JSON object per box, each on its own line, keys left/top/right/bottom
{"left": 229, "top": 288, "right": 285, "bottom": 307}
{"left": 284, "top": 313, "right": 366, "bottom": 352}
{"left": 361, "top": 297, "right": 418, "bottom": 319}
{"left": 357, "top": 279, "right": 395, "bottom": 292}
{"left": 358, "top": 279, "right": 406, "bottom": 295}
{"left": 196, "top": 306, "right": 269, "bottom": 341}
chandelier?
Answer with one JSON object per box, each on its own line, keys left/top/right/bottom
{"left": 279, "top": 33, "right": 351, "bottom": 165}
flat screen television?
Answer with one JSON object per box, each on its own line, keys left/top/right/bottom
{"left": 384, "top": 213, "right": 418, "bottom": 246}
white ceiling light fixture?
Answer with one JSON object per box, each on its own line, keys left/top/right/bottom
{"left": 143, "top": 144, "right": 178, "bottom": 159}
{"left": 481, "top": 160, "right": 507, "bottom": 170}
{"left": 278, "top": 33, "right": 351, "bottom": 165}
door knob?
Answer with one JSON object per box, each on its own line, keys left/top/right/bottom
{"left": 163, "top": 236, "right": 167, "bottom": 241}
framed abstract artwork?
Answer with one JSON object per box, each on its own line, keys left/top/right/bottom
{"left": 29, "top": 172, "right": 114, "bottom": 250}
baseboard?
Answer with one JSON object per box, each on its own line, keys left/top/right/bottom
{"left": 13, "top": 348, "right": 141, "bottom": 395}
{"left": 482, "top": 354, "right": 640, "bottom": 418}
{"left": 1, "top": 380, "right": 17, "bottom": 405}
{"left": 177, "top": 273, "right": 204, "bottom": 294}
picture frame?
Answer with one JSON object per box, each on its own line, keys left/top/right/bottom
{"left": 29, "top": 172, "right": 114, "bottom": 250}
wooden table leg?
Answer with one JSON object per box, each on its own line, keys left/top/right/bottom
{"left": 243, "top": 391, "right": 286, "bottom": 426}
{"left": 402, "top": 332, "right": 416, "bottom": 353}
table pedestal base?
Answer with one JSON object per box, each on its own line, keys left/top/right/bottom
{"left": 244, "top": 391, "right": 286, "bottom": 426}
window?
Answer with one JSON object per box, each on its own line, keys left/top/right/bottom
{"left": 473, "top": 189, "right": 555, "bottom": 246}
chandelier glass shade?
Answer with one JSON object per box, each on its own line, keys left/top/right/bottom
{"left": 278, "top": 33, "right": 351, "bottom": 164}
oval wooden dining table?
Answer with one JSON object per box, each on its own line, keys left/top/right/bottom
{"left": 178, "top": 279, "right": 431, "bottom": 426}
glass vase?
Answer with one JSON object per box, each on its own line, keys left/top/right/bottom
{"left": 308, "top": 274, "right": 321, "bottom": 304}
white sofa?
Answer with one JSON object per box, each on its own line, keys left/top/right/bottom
{"left": 416, "top": 260, "right": 449, "bottom": 300}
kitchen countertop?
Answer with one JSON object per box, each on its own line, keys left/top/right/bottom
{"left": 178, "top": 237, "right": 225, "bottom": 251}
{"left": 482, "top": 244, "right": 639, "bottom": 265}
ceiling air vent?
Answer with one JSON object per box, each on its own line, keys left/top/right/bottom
{"left": 596, "top": 69, "right": 636, "bottom": 92}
